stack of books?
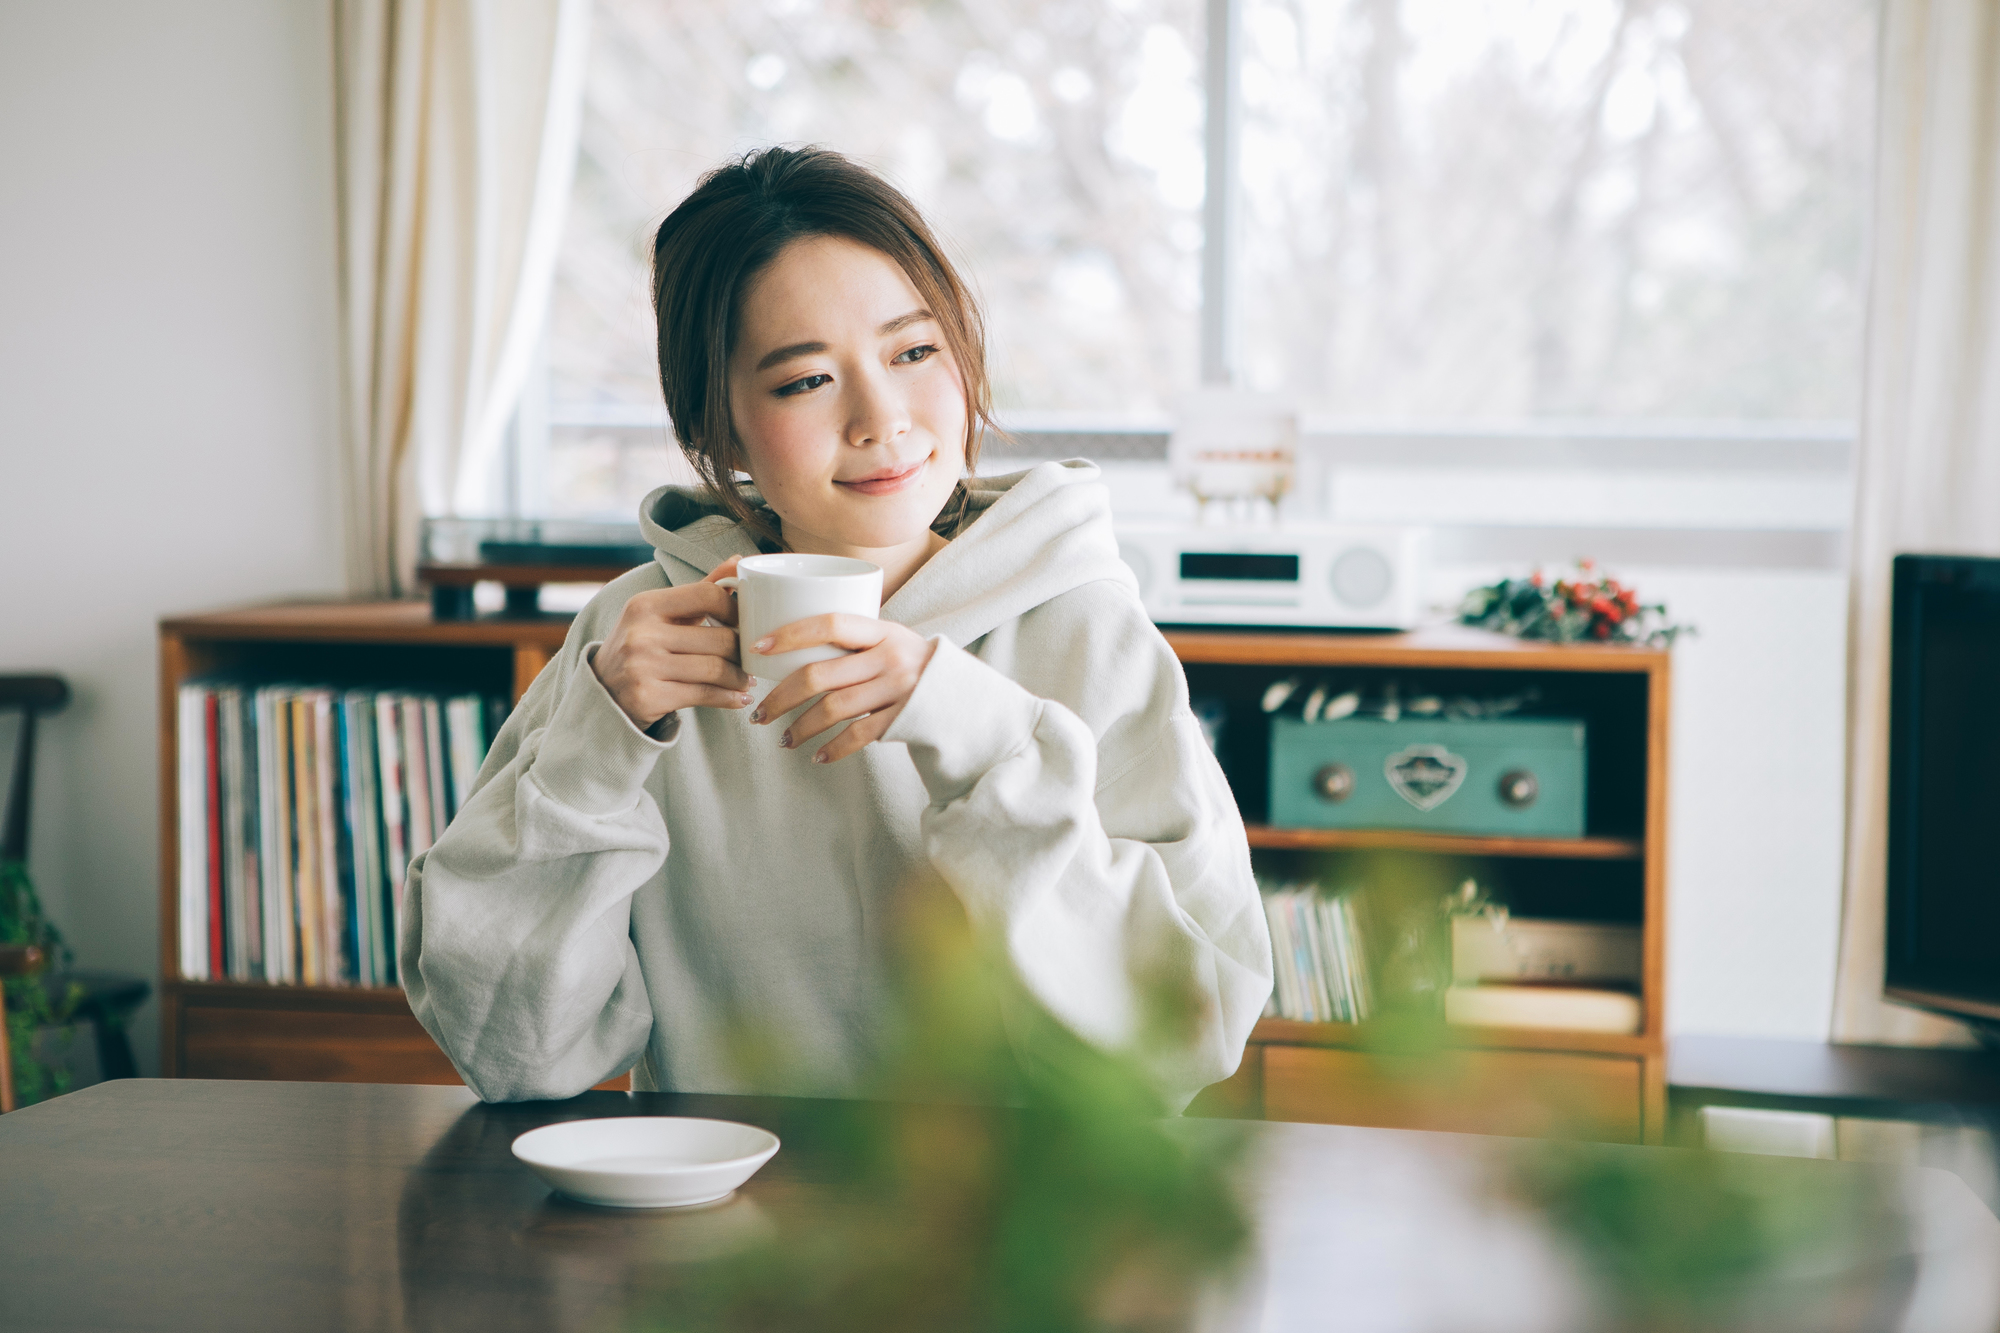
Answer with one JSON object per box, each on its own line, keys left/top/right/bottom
{"left": 1445, "top": 914, "right": 1643, "bottom": 1033}
{"left": 175, "top": 683, "right": 505, "bottom": 988}
{"left": 1260, "top": 882, "right": 1372, "bottom": 1023}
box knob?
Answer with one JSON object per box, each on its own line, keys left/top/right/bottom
{"left": 1313, "top": 763, "right": 1356, "bottom": 803}
{"left": 1498, "top": 769, "right": 1539, "bottom": 808}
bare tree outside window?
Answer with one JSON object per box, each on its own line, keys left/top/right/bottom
{"left": 561, "top": 0, "right": 1210, "bottom": 413}
{"left": 542, "top": 0, "right": 1205, "bottom": 519}
{"left": 537, "top": 0, "right": 1875, "bottom": 518}
{"left": 1237, "top": 0, "right": 1876, "bottom": 420}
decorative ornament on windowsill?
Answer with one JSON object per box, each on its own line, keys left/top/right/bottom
{"left": 1168, "top": 389, "right": 1298, "bottom": 526}
{"left": 1457, "top": 561, "right": 1692, "bottom": 646}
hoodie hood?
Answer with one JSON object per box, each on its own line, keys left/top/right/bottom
{"left": 638, "top": 459, "right": 1138, "bottom": 648}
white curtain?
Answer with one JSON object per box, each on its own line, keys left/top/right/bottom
{"left": 334, "top": 0, "right": 591, "bottom": 596}
{"left": 1833, "top": 0, "right": 2000, "bottom": 1044}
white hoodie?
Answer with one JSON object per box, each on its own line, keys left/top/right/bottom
{"left": 399, "top": 460, "right": 1273, "bottom": 1109}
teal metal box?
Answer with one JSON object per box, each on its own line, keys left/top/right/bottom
{"left": 1268, "top": 716, "right": 1588, "bottom": 837}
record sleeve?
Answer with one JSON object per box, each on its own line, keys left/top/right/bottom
{"left": 176, "top": 684, "right": 209, "bottom": 981}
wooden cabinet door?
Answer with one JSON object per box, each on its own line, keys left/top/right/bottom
{"left": 177, "top": 1000, "right": 634, "bottom": 1091}
{"left": 180, "top": 1003, "right": 463, "bottom": 1084}
{"left": 1263, "top": 1045, "right": 1643, "bottom": 1142}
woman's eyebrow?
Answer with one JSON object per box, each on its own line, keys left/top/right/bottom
{"left": 753, "top": 310, "right": 935, "bottom": 372}
{"left": 878, "top": 308, "right": 933, "bottom": 335}
{"left": 755, "top": 340, "right": 827, "bottom": 372}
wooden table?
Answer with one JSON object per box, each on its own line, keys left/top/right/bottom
{"left": 3, "top": 1080, "right": 1997, "bottom": 1333}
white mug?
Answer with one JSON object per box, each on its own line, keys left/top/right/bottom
{"left": 715, "top": 553, "right": 883, "bottom": 681}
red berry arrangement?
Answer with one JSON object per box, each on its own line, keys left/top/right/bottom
{"left": 1457, "top": 560, "right": 1691, "bottom": 646}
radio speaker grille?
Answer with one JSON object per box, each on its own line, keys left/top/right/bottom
{"left": 1330, "top": 546, "right": 1394, "bottom": 608}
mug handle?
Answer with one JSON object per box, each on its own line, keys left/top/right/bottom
{"left": 707, "top": 576, "right": 742, "bottom": 633}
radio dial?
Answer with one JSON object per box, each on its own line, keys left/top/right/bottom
{"left": 1498, "top": 769, "right": 1539, "bottom": 808}
{"left": 1330, "top": 546, "right": 1394, "bottom": 609}
{"left": 1313, "top": 763, "right": 1356, "bottom": 803}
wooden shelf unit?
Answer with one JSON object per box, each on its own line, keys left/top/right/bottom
{"left": 158, "top": 608, "right": 1668, "bottom": 1139}
{"left": 156, "top": 603, "right": 570, "bottom": 1085}
{"left": 1167, "top": 626, "right": 1672, "bottom": 1143}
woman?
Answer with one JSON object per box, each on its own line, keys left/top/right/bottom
{"left": 400, "top": 146, "right": 1271, "bottom": 1110}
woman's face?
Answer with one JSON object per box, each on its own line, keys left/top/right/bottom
{"left": 727, "top": 235, "right": 968, "bottom": 556}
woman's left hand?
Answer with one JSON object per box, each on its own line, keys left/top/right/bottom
{"left": 749, "top": 615, "right": 938, "bottom": 763}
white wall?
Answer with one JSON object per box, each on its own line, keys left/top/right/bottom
{"left": 1647, "top": 571, "right": 1848, "bottom": 1040}
{"left": 0, "top": 1, "right": 346, "bottom": 1075}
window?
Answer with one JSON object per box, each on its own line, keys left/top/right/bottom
{"left": 1236, "top": 0, "right": 1877, "bottom": 420}
{"left": 533, "top": 0, "right": 1205, "bottom": 519}
{"left": 520, "top": 0, "right": 1876, "bottom": 520}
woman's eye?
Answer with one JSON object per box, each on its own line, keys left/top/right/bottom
{"left": 775, "top": 373, "right": 831, "bottom": 398}
{"left": 893, "top": 344, "right": 939, "bottom": 365}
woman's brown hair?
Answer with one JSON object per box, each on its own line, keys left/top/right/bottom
{"left": 651, "top": 146, "right": 992, "bottom": 542}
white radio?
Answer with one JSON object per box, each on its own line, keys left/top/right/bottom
{"left": 1115, "top": 523, "right": 1430, "bottom": 630}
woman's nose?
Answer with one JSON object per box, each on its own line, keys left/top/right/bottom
{"left": 844, "top": 363, "right": 910, "bottom": 447}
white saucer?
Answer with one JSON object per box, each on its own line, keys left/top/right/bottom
{"left": 511, "top": 1116, "right": 781, "bottom": 1209}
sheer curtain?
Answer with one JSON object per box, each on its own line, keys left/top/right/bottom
{"left": 1833, "top": 0, "right": 2000, "bottom": 1044}
{"left": 334, "top": 0, "right": 591, "bottom": 596}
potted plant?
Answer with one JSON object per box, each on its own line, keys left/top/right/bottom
{"left": 1, "top": 856, "right": 82, "bottom": 1106}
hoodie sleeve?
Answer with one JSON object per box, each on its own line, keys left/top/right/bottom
{"left": 880, "top": 583, "right": 1274, "bottom": 1112}
{"left": 398, "top": 615, "right": 671, "bottom": 1102}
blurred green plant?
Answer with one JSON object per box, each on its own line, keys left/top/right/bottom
{"left": 635, "top": 893, "right": 1253, "bottom": 1333}
{"left": 0, "top": 856, "right": 82, "bottom": 1106}
{"left": 628, "top": 859, "right": 1912, "bottom": 1333}
{"left": 1254, "top": 852, "right": 1914, "bottom": 1330}
{"left": 1509, "top": 1139, "right": 1912, "bottom": 1333}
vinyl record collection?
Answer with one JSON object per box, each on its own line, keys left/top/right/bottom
{"left": 175, "top": 682, "right": 505, "bottom": 987}
{"left": 1260, "top": 881, "right": 1374, "bottom": 1023}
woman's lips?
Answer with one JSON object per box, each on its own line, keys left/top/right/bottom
{"left": 835, "top": 460, "right": 926, "bottom": 496}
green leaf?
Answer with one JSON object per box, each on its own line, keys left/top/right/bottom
{"left": 1, "top": 856, "right": 79, "bottom": 1106}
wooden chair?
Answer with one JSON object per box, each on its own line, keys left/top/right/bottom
{"left": 1, "top": 675, "right": 149, "bottom": 1110}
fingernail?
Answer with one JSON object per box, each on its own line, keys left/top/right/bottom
{"left": 779, "top": 730, "right": 791, "bottom": 748}
{"left": 749, "top": 708, "right": 764, "bottom": 723}
{"left": 753, "top": 636, "right": 774, "bottom": 653}
{"left": 740, "top": 693, "right": 754, "bottom": 707}
{"left": 812, "top": 750, "right": 830, "bottom": 764}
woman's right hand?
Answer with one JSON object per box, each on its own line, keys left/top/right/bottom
{"left": 590, "top": 558, "right": 754, "bottom": 731}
